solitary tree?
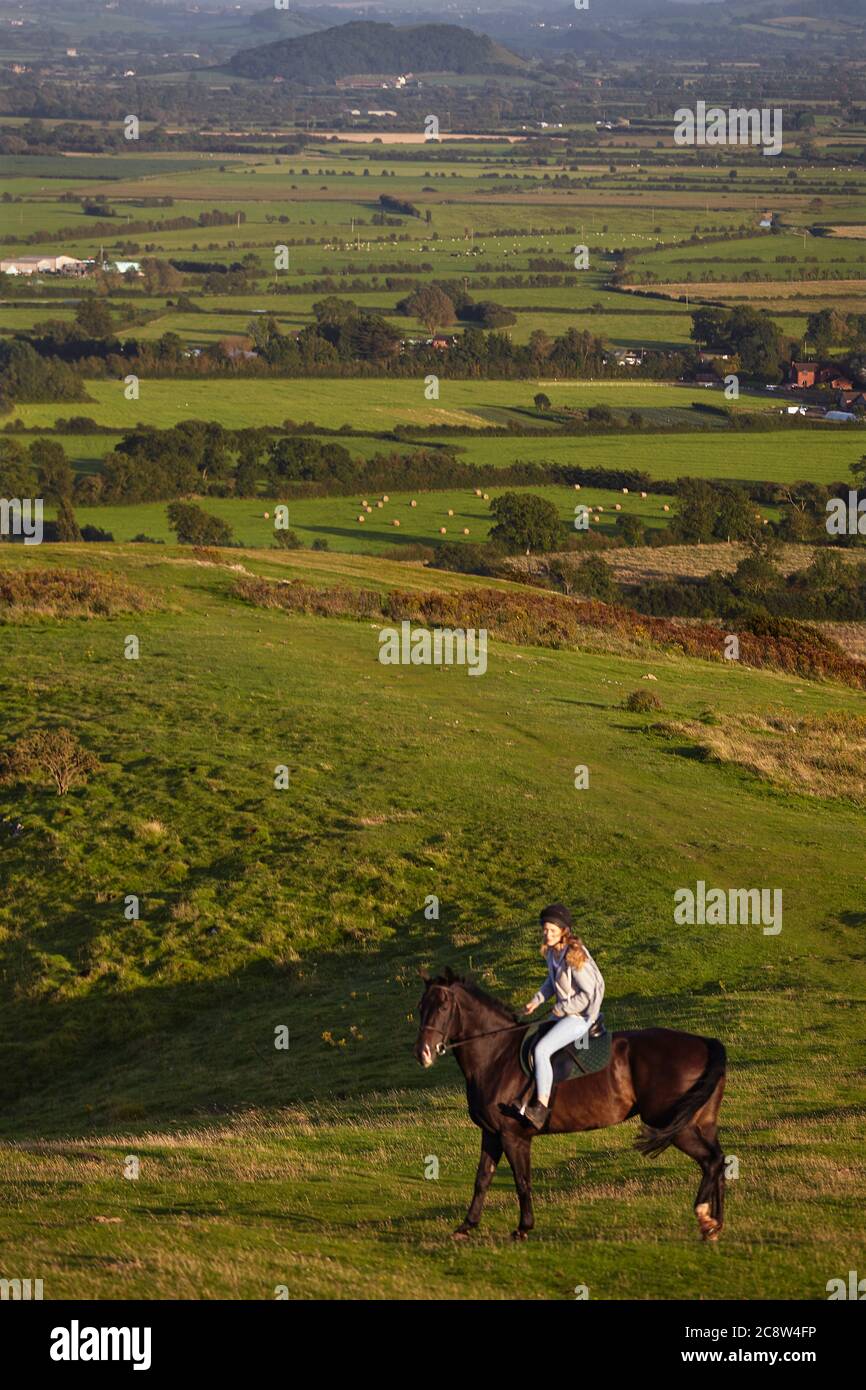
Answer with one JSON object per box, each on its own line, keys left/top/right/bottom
{"left": 401, "top": 286, "right": 456, "bottom": 337}
{"left": 167, "top": 501, "right": 233, "bottom": 547}
{"left": 0, "top": 728, "right": 100, "bottom": 795}
{"left": 488, "top": 492, "right": 563, "bottom": 554}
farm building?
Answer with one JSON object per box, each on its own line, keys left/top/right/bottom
{"left": 610, "top": 348, "right": 646, "bottom": 368}
{"left": 0, "top": 254, "right": 87, "bottom": 276}
{"left": 787, "top": 361, "right": 855, "bottom": 391}
{"left": 788, "top": 360, "right": 819, "bottom": 388}
{"left": 825, "top": 371, "right": 855, "bottom": 391}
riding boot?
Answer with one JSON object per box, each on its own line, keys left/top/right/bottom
{"left": 522, "top": 1099, "right": 550, "bottom": 1129}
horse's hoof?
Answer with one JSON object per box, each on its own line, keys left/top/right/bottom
{"left": 511, "top": 1229, "right": 529, "bottom": 1242}
{"left": 696, "top": 1203, "right": 721, "bottom": 1241}
{"left": 452, "top": 1226, "right": 473, "bottom": 1240}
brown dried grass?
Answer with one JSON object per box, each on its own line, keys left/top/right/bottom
{"left": 654, "top": 709, "right": 866, "bottom": 804}
{"left": 0, "top": 568, "right": 156, "bottom": 621}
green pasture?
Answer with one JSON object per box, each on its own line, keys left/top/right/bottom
{"left": 62, "top": 485, "right": 678, "bottom": 551}
{"left": 630, "top": 231, "right": 866, "bottom": 284}
{"left": 461, "top": 429, "right": 862, "bottom": 487}
{"left": 9, "top": 378, "right": 776, "bottom": 435}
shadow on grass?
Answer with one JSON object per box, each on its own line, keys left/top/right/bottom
{"left": 0, "top": 891, "right": 720, "bottom": 1143}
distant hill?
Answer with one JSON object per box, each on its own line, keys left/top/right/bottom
{"left": 540, "top": 0, "right": 866, "bottom": 59}
{"left": 226, "top": 20, "right": 528, "bottom": 84}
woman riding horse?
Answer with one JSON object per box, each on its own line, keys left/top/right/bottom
{"left": 519, "top": 903, "right": 605, "bottom": 1129}
{"left": 414, "top": 922, "right": 728, "bottom": 1241}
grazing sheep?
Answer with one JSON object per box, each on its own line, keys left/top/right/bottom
{"left": 463, "top": 528, "right": 470, "bottom": 535}
{"left": 440, "top": 527, "right": 447, "bottom": 534}
{"left": 410, "top": 500, "right": 417, "bottom": 507}
{"left": 263, "top": 512, "right": 270, "bottom": 519}
{"left": 615, "top": 504, "right": 621, "bottom": 511}
{"left": 663, "top": 504, "right": 670, "bottom": 512}
{"left": 622, "top": 488, "right": 629, "bottom": 494}
{"left": 393, "top": 519, "right": 400, "bottom": 526}
{"left": 358, "top": 515, "right": 365, "bottom": 522}
{"left": 362, "top": 500, "right": 368, "bottom": 507}
{"left": 383, "top": 494, "right": 390, "bottom": 502}
{"left": 574, "top": 483, "right": 581, "bottom": 490}
{"left": 448, "top": 509, "right": 454, "bottom": 516}
{"left": 483, "top": 493, "right": 489, "bottom": 500}
{"left": 640, "top": 491, "right": 647, "bottom": 498}
{"left": 377, "top": 501, "right": 384, "bottom": 508}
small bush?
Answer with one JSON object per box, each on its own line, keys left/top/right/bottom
{"left": 380, "top": 543, "right": 435, "bottom": 563}
{"left": 431, "top": 541, "right": 506, "bottom": 576}
{"left": 271, "top": 529, "right": 302, "bottom": 550}
{"left": 193, "top": 546, "right": 235, "bottom": 565}
{"left": 623, "top": 689, "right": 662, "bottom": 713}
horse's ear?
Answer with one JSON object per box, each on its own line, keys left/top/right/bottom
{"left": 442, "top": 965, "right": 455, "bottom": 984}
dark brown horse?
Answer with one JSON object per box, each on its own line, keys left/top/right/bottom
{"left": 415, "top": 969, "right": 727, "bottom": 1242}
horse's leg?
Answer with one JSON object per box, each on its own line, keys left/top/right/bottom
{"left": 501, "top": 1131, "right": 534, "bottom": 1241}
{"left": 672, "top": 1122, "right": 725, "bottom": 1241}
{"left": 453, "top": 1129, "right": 503, "bottom": 1239}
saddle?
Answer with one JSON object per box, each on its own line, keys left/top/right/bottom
{"left": 519, "top": 1013, "right": 611, "bottom": 1084}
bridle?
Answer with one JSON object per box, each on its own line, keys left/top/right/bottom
{"left": 421, "top": 987, "right": 538, "bottom": 1054}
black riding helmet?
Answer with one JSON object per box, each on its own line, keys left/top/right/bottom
{"left": 539, "top": 902, "right": 573, "bottom": 932}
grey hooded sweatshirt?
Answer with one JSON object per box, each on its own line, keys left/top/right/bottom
{"left": 530, "top": 941, "right": 605, "bottom": 1021}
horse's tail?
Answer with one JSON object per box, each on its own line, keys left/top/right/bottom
{"left": 634, "top": 1036, "right": 726, "bottom": 1158}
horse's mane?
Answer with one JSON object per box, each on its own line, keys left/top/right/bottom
{"left": 431, "top": 971, "right": 517, "bottom": 1023}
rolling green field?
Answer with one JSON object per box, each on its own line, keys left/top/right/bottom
{"left": 0, "top": 543, "right": 864, "bottom": 1298}
{"left": 6, "top": 377, "right": 789, "bottom": 432}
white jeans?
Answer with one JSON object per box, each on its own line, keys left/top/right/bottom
{"left": 534, "top": 1013, "right": 592, "bottom": 1105}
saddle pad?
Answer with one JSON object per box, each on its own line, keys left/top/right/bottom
{"left": 519, "top": 1016, "right": 611, "bottom": 1081}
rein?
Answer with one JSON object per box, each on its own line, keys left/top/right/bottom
{"left": 426, "top": 1017, "right": 539, "bottom": 1054}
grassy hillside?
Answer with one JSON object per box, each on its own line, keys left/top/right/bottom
{"left": 0, "top": 543, "right": 864, "bottom": 1298}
